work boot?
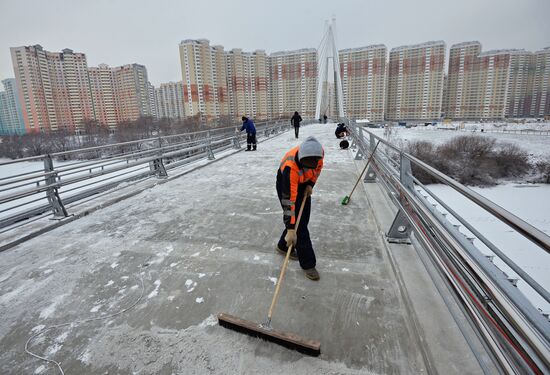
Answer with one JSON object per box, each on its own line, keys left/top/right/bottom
{"left": 304, "top": 267, "right": 320, "bottom": 281}
{"left": 253, "top": 146, "right": 257, "bottom": 151}
{"left": 276, "top": 246, "right": 298, "bottom": 261}
{"left": 245, "top": 146, "right": 252, "bottom": 151}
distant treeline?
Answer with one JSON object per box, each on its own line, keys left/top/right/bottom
{"left": 0, "top": 115, "right": 239, "bottom": 160}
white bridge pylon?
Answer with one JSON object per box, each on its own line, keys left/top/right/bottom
{"left": 315, "top": 18, "right": 345, "bottom": 120}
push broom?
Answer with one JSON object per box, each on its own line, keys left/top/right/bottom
{"left": 218, "top": 192, "right": 321, "bottom": 356}
{"left": 341, "top": 140, "right": 380, "bottom": 205}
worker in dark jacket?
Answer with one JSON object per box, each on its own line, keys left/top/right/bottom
{"left": 335, "top": 123, "right": 349, "bottom": 138}
{"left": 240, "top": 116, "right": 256, "bottom": 151}
{"left": 276, "top": 136, "right": 324, "bottom": 280}
{"left": 291, "top": 111, "right": 303, "bottom": 138}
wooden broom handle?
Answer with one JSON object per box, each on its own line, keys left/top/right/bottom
{"left": 267, "top": 191, "right": 309, "bottom": 321}
{"left": 348, "top": 140, "right": 380, "bottom": 198}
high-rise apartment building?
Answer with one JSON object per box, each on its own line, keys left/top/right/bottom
{"left": 339, "top": 45, "right": 386, "bottom": 122}
{"left": 506, "top": 50, "right": 534, "bottom": 118}
{"left": 269, "top": 49, "right": 317, "bottom": 119}
{"left": 444, "top": 41, "right": 548, "bottom": 120}
{"left": 155, "top": 81, "right": 185, "bottom": 119}
{"left": 476, "top": 50, "right": 516, "bottom": 119}
{"left": 89, "top": 63, "right": 152, "bottom": 127}
{"left": 179, "top": 39, "right": 229, "bottom": 120}
{"left": 226, "top": 49, "right": 269, "bottom": 121}
{"left": 89, "top": 64, "right": 118, "bottom": 127}
{"left": 530, "top": 47, "right": 550, "bottom": 117}
{"left": 0, "top": 78, "right": 25, "bottom": 135}
{"left": 445, "top": 41, "right": 483, "bottom": 119}
{"left": 386, "top": 41, "right": 446, "bottom": 121}
{"left": 148, "top": 82, "right": 158, "bottom": 119}
{"left": 11, "top": 45, "right": 95, "bottom": 132}
{"left": 112, "top": 64, "right": 151, "bottom": 122}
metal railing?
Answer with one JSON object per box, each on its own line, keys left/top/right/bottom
{"left": 0, "top": 120, "right": 299, "bottom": 232}
{"left": 345, "top": 119, "right": 550, "bottom": 374}
{"left": 457, "top": 128, "right": 550, "bottom": 136}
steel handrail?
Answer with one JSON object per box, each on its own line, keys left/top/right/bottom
{"left": 350, "top": 122, "right": 550, "bottom": 300}
{"left": 412, "top": 176, "right": 550, "bottom": 304}
{"left": 0, "top": 119, "right": 294, "bottom": 230}
{"left": 349, "top": 124, "right": 550, "bottom": 372}
{"left": 59, "top": 165, "right": 151, "bottom": 196}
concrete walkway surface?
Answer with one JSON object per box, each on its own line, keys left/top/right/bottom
{"left": 0, "top": 124, "right": 487, "bottom": 374}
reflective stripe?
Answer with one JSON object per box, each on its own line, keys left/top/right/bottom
{"left": 281, "top": 199, "right": 294, "bottom": 205}
{"left": 283, "top": 209, "right": 295, "bottom": 216}
{"left": 279, "top": 155, "right": 296, "bottom": 169}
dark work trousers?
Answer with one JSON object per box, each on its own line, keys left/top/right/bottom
{"left": 247, "top": 133, "right": 257, "bottom": 150}
{"left": 294, "top": 126, "right": 300, "bottom": 138}
{"left": 276, "top": 182, "right": 316, "bottom": 270}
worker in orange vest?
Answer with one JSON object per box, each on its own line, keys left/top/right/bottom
{"left": 276, "top": 136, "right": 324, "bottom": 280}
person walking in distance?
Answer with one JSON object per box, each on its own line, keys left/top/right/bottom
{"left": 276, "top": 136, "right": 324, "bottom": 280}
{"left": 291, "top": 111, "right": 303, "bottom": 138}
{"left": 240, "top": 116, "right": 257, "bottom": 151}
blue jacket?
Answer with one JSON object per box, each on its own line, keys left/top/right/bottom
{"left": 240, "top": 119, "right": 256, "bottom": 135}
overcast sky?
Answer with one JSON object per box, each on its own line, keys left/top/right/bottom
{"left": 1, "top": 0, "right": 549, "bottom": 86}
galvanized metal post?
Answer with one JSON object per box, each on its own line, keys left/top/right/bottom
{"left": 349, "top": 121, "right": 357, "bottom": 150}
{"left": 233, "top": 130, "right": 242, "bottom": 149}
{"left": 400, "top": 154, "right": 414, "bottom": 191}
{"left": 206, "top": 130, "right": 215, "bottom": 160}
{"left": 387, "top": 153, "right": 413, "bottom": 243}
{"left": 364, "top": 133, "right": 377, "bottom": 183}
{"left": 354, "top": 125, "right": 365, "bottom": 160}
{"left": 149, "top": 137, "right": 168, "bottom": 178}
{"left": 43, "top": 155, "right": 68, "bottom": 219}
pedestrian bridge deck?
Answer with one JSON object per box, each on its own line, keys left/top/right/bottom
{"left": 0, "top": 124, "right": 487, "bottom": 374}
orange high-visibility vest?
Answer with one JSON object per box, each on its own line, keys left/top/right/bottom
{"left": 278, "top": 146, "right": 323, "bottom": 226}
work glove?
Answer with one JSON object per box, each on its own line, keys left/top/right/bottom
{"left": 304, "top": 185, "right": 313, "bottom": 196}
{"left": 285, "top": 229, "right": 297, "bottom": 247}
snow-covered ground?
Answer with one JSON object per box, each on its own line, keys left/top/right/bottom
{"left": 370, "top": 125, "right": 550, "bottom": 160}
{"left": 447, "top": 120, "right": 550, "bottom": 132}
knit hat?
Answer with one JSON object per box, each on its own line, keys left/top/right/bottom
{"left": 298, "top": 136, "right": 324, "bottom": 160}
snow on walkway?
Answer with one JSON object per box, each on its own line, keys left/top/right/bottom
{"left": 0, "top": 124, "right": 427, "bottom": 374}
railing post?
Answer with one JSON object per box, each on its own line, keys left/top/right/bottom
{"left": 400, "top": 154, "right": 414, "bottom": 191}
{"left": 349, "top": 120, "right": 359, "bottom": 150}
{"left": 354, "top": 125, "right": 365, "bottom": 160}
{"left": 364, "top": 133, "right": 377, "bottom": 183}
{"left": 387, "top": 153, "right": 413, "bottom": 243}
{"left": 149, "top": 137, "right": 167, "bottom": 178}
{"left": 206, "top": 130, "right": 215, "bottom": 160}
{"left": 233, "top": 128, "right": 242, "bottom": 149}
{"left": 43, "top": 155, "right": 68, "bottom": 219}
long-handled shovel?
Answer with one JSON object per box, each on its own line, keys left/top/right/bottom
{"left": 341, "top": 140, "right": 380, "bottom": 205}
{"left": 218, "top": 192, "right": 321, "bottom": 356}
